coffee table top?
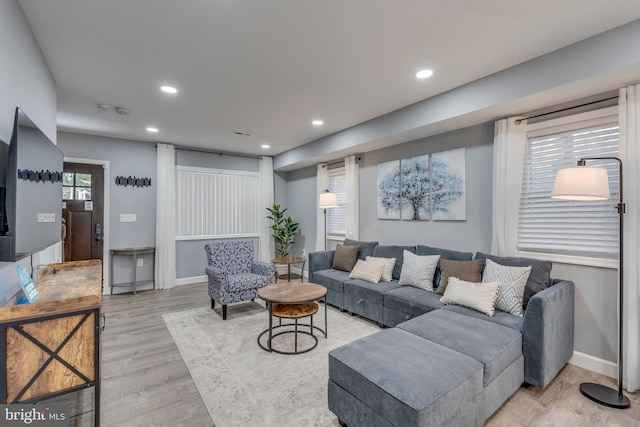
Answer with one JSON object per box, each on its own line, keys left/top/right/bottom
{"left": 258, "top": 282, "right": 327, "bottom": 303}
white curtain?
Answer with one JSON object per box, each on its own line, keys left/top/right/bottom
{"left": 259, "top": 156, "right": 275, "bottom": 263}
{"left": 345, "top": 155, "right": 359, "bottom": 240}
{"left": 619, "top": 84, "right": 640, "bottom": 392}
{"left": 155, "top": 143, "right": 176, "bottom": 290}
{"left": 316, "top": 164, "right": 329, "bottom": 251}
{"left": 491, "top": 117, "right": 527, "bottom": 256}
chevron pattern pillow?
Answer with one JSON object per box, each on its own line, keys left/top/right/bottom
{"left": 482, "top": 258, "right": 531, "bottom": 317}
{"left": 398, "top": 250, "right": 440, "bottom": 291}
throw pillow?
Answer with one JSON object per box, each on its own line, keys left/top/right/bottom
{"left": 349, "top": 259, "right": 384, "bottom": 283}
{"left": 482, "top": 259, "right": 531, "bottom": 317}
{"left": 436, "top": 258, "right": 484, "bottom": 295}
{"left": 475, "top": 252, "right": 552, "bottom": 309}
{"left": 440, "top": 277, "right": 501, "bottom": 317}
{"left": 332, "top": 244, "right": 360, "bottom": 272}
{"left": 344, "top": 238, "right": 379, "bottom": 260}
{"left": 398, "top": 250, "right": 440, "bottom": 291}
{"left": 366, "top": 256, "right": 397, "bottom": 282}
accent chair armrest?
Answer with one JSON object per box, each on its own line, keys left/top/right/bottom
{"left": 251, "top": 261, "right": 277, "bottom": 278}
{"left": 205, "top": 266, "right": 227, "bottom": 283}
{"left": 522, "top": 280, "right": 575, "bottom": 388}
{"left": 309, "top": 250, "right": 335, "bottom": 282}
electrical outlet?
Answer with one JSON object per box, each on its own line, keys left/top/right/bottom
{"left": 37, "top": 213, "right": 56, "bottom": 223}
{"left": 120, "top": 214, "right": 137, "bottom": 222}
{"left": 137, "top": 258, "right": 144, "bottom": 267}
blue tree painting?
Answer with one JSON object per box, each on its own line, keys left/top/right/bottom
{"left": 400, "top": 155, "right": 430, "bottom": 220}
{"left": 377, "top": 160, "right": 401, "bottom": 219}
{"left": 431, "top": 148, "right": 466, "bottom": 220}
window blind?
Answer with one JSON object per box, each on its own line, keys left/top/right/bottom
{"left": 176, "top": 166, "right": 260, "bottom": 239}
{"left": 327, "top": 171, "right": 346, "bottom": 236}
{"left": 517, "top": 119, "right": 620, "bottom": 258}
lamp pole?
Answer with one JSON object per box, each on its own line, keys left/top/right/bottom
{"left": 575, "top": 157, "right": 629, "bottom": 408}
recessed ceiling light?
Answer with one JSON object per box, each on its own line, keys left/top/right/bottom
{"left": 160, "top": 85, "right": 178, "bottom": 94}
{"left": 415, "top": 69, "right": 433, "bottom": 79}
{"left": 146, "top": 127, "right": 159, "bottom": 133}
{"left": 261, "top": 144, "right": 270, "bottom": 149}
{"left": 312, "top": 120, "right": 323, "bottom": 126}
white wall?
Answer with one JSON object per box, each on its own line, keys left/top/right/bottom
{"left": 0, "top": 0, "right": 58, "bottom": 305}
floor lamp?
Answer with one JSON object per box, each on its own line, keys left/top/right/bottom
{"left": 551, "top": 156, "right": 630, "bottom": 409}
{"left": 319, "top": 189, "right": 337, "bottom": 250}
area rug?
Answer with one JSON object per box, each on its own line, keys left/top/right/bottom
{"left": 163, "top": 300, "right": 380, "bottom": 427}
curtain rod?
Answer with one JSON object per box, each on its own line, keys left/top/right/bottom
{"left": 157, "top": 144, "right": 262, "bottom": 159}
{"left": 322, "top": 156, "right": 362, "bottom": 167}
{"left": 515, "top": 96, "right": 618, "bottom": 124}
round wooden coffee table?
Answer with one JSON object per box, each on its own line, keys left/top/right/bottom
{"left": 257, "top": 282, "right": 327, "bottom": 354}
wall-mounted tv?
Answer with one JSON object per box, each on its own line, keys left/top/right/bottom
{"left": 0, "top": 107, "right": 64, "bottom": 262}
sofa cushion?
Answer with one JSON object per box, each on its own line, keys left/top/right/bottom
{"left": 372, "top": 245, "right": 416, "bottom": 279}
{"left": 384, "top": 286, "right": 445, "bottom": 317}
{"left": 475, "top": 252, "right": 552, "bottom": 308}
{"left": 312, "top": 268, "right": 350, "bottom": 295}
{"left": 440, "top": 277, "right": 501, "bottom": 316}
{"left": 329, "top": 328, "right": 483, "bottom": 427}
{"left": 483, "top": 258, "right": 531, "bottom": 317}
{"left": 436, "top": 258, "right": 484, "bottom": 295}
{"left": 344, "top": 238, "right": 378, "bottom": 260}
{"left": 349, "top": 259, "right": 384, "bottom": 283}
{"left": 441, "top": 305, "right": 525, "bottom": 332}
{"left": 333, "top": 244, "right": 360, "bottom": 272}
{"left": 399, "top": 251, "right": 440, "bottom": 291}
{"left": 344, "top": 278, "right": 401, "bottom": 306}
{"left": 366, "top": 256, "right": 396, "bottom": 282}
{"left": 397, "top": 310, "right": 523, "bottom": 386}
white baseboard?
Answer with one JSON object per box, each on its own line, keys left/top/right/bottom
{"left": 568, "top": 351, "right": 617, "bottom": 379}
{"left": 176, "top": 275, "right": 207, "bottom": 286}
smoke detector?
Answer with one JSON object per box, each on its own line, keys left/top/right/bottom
{"left": 97, "top": 104, "right": 111, "bottom": 112}
{"left": 115, "top": 107, "right": 131, "bottom": 116}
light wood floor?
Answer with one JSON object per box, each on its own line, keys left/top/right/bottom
{"left": 101, "top": 283, "right": 639, "bottom": 427}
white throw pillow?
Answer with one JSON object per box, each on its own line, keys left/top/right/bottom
{"left": 349, "top": 259, "right": 385, "bottom": 283}
{"left": 440, "top": 277, "right": 502, "bottom": 316}
{"left": 366, "top": 256, "right": 397, "bottom": 282}
{"left": 482, "top": 259, "right": 531, "bottom": 317}
{"left": 398, "top": 250, "right": 440, "bottom": 291}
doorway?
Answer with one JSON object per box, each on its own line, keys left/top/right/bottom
{"left": 62, "top": 163, "right": 104, "bottom": 261}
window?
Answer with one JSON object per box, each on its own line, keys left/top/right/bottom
{"left": 327, "top": 168, "right": 346, "bottom": 237}
{"left": 517, "top": 107, "right": 619, "bottom": 261}
{"left": 175, "top": 166, "right": 260, "bottom": 239}
{"left": 62, "top": 172, "right": 92, "bottom": 200}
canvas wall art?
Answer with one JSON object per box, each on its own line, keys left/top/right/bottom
{"left": 376, "top": 160, "right": 401, "bottom": 219}
{"left": 431, "top": 148, "right": 466, "bottom": 220}
{"left": 400, "top": 155, "right": 430, "bottom": 220}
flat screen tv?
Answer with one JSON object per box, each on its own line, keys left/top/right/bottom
{"left": 0, "top": 107, "right": 64, "bottom": 262}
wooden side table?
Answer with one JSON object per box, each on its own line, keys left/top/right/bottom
{"left": 271, "top": 256, "right": 306, "bottom": 282}
{"left": 110, "top": 247, "right": 155, "bottom": 295}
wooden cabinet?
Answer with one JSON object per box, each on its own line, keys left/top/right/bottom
{"left": 0, "top": 260, "right": 102, "bottom": 426}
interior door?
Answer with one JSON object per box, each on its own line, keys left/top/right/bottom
{"left": 62, "top": 163, "right": 104, "bottom": 261}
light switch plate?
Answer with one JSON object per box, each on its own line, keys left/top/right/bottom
{"left": 37, "top": 213, "right": 56, "bottom": 223}
{"left": 120, "top": 214, "right": 137, "bottom": 222}
{"left": 137, "top": 258, "right": 144, "bottom": 267}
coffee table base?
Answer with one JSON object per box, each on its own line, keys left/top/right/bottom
{"left": 257, "top": 324, "right": 324, "bottom": 355}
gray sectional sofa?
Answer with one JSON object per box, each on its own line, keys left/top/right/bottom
{"left": 309, "top": 239, "right": 575, "bottom": 427}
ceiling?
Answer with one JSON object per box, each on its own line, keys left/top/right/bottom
{"left": 18, "top": 1, "right": 640, "bottom": 160}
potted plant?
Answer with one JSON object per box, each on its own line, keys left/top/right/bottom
{"left": 266, "top": 203, "right": 299, "bottom": 259}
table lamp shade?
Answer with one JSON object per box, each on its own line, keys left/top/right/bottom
{"left": 319, "top": 191, "right": 338, "bottom": 209}
{"left": 551, "top": 166, "right": 610, "bottom": 201}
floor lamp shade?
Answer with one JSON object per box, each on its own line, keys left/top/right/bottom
{"left": 551, "top": 157, "right": 630, "bottom": 409}
{"left": 319, "top": 191, "right": 338, "bottom": 209}
{"left": 551, "top": 166, "right": 610, "bottom": 201}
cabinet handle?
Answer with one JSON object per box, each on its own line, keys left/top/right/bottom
{"left": 100, "top": 313, "right": 106, "bottom": 332}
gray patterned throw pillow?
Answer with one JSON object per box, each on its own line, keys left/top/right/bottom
{"left": 482, "top": 258, "right": 531, "bottom": 317}
{"left": 398, "top": 250, "right": 440, "bottom": 291}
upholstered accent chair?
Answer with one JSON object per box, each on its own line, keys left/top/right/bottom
{"left": 204, "top": 240, "right": 276, "bottom": 320}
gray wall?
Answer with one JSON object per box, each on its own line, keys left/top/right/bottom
{"left": 284, "top": 121, "right": 618, "bottom": 364}
{"left": 57, "top": 132, "right": 157, "bottom": 291}
{"left": 174, "top": 150, "right": 261, "bottom": 280}
{"left": 0, "top": 0, "right": 58, "bottom": 305}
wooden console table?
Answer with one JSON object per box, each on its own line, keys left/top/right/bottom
{"left": 0, "top": 260, "right": 103, "bottom": 426}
